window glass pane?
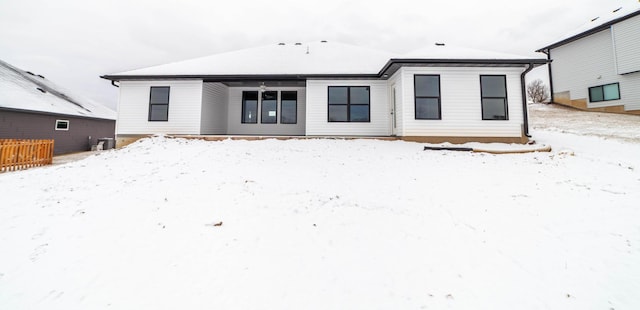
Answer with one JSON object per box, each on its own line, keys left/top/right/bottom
{"left": 415, "top": 75, "right": 440, "bottom": 97}
{"left": 281, "top": 91, "right": 297, "bottom": 101}
{"left": 56, "top": 120, "right": 69, "bottom": 129}
{"left": 482, "top": 98, "right": 507, "bottom": 120}
{"left": 328, "top": 105, "right": 348, "bottom": 122}
{"left": 149, "top": 105, "right": 168, "bottom": 121}
{"left": 603, "top": 84, "right": 620, "bottom": 100}
{"left": 329, "top": 87, "right": 348, "bottom": 104}
{"left": 262, "top": 91, "right": 277, "bottom": 101}
{"left": 243, "top": 91, "right": 259, "bottom": 101}
{"left": 281, "top": 100, "right": 297, "bottom": 124}
{"left": 350, "top": 105, "right": 369, "bottom": 122}
{"left": 261, "top": 91, "right": 277, "bottom": 123}
{"left": 281, "top": 91, "right": 297, "bottom": 124}
{"left": 416, "top": 98, "right": 440, "bottom": 119}
{"left": 261, "top": 100, "right": 277, "bottom": 124}
{"left": 243, "top": 101, "right": 258, "bottom": 123}
{"left": 350, "top": 87, "right": 370, "bottom": 104}
{"left": 242, "top": 91, "right": 258, "bottom": 123}
{"left": 150, "top": 87, "right": 170, "bottom": 104}
{"left": 589, "top": 86, "right": 604, "bottom": 102}
{"left": 481, "top": 76, "right": 506, "bottom": 97}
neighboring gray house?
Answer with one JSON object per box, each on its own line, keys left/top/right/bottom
{"left": 0, "top": 59, "right": 116, "bottom": 155}
{"left": 102, "top": 42, "right": 546, "bottom": 144}
{"left": 537, "top": 5, "right": 640, "bottom": 114}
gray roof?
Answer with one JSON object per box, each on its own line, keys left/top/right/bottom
{"left": 537, "top": 5, "right": 640, "bottom": 52}
{"left": 0, "top": 59, "right": 116, "bottom": 120}
{"left": 102, "top": 41, "right": 547, "bottom": 81}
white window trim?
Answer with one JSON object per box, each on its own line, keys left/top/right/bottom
{"left": 55, "top": 119, "right": 70, "bottom": 131}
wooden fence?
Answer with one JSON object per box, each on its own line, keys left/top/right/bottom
{"left": 0, "top": 139, "right": 54, "bottom": 172}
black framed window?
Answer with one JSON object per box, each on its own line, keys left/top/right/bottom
{"left": 55, "top": 120, "right": 69, "bottom": 131}
{"left": 242, "top": 91, "right": 258, "bottom": 123}
{"left": 261, "top": 91, "right": 277, "bottom": 124}
{"left": 414, "top": 75, "right": 441, "bottom": 120}
{"left": 149, "top": 87, "right": 170, "bottom": 121}
{"left": 480, "top": 75, "right": 508, "bottom": 120}
{"left": 589, "top": 83, "right": 620, "bottom": 102}
{"left": 281, "top": 91, "right": 297, "bottom": 124}
{"left": 328, "top": 86, "right": 370, "bottom": 122}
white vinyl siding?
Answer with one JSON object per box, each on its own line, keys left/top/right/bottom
{"left": 226, "top": 87, "right": 306, "bottom": 135}
{"left": 552, "top": 28, "right": 640, "bottom": 111}
{"left": 613, "top": 14, "right": 640, "bottom": 75}
{"left": 397, "top": 67, "right": 524, "bottom": 138}
{"left": 201, "top": 83, "right": 228, "bottom": 134}
{"left": 306, "top": 80, "right": 389, "bottom": 136}
{"left": 116, "top": 80, "right": 203, "bottom": 135}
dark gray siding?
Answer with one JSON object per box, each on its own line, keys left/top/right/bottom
{"left": 0, "top": 109, "right": 115, "bottom": 155}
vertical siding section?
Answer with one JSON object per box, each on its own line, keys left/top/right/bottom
{"left": 117, "top": 80, "right": 203, "bottom": 135}
{"left": 552, "top": 30, "right": 618, "bottom": 109}
{"left": 226, "top": 87, "right": 306, "bottom": 135}
{"left": 200, "top": 82, "right": 228, "bottom": 134}
{"left": 306, "top": 80, "right": 390, "bottom": 136}
{"left": 613, "top": 14, "right": 640, "bottom": 75}
{"left": 552, "top": 29, "right": 640, "bottom": 111}
{"left": 398, "top": 67, "right": 524, "bottom": 137}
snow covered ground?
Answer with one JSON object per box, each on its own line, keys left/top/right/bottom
{"left": 1, "top": 104, "right": 639, "bottom": 309}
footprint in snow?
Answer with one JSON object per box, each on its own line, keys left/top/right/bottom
{"left": 30, "top": 244, "right": 49, "bottom": 262}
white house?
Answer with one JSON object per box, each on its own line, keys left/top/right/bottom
{"left": 102, "top": 42, "right": 547, "bottom": 144}
{"left": 537, "top": 5, "right": 640, "bottom": 114}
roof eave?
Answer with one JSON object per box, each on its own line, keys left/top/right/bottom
{"left": 536, "top": 9, "right": 640, "bottom": 52}
{"left": 101, "top": 73, "right": 381, "bottom": 82}
{"left": 103, "top": 59, "right": 549, "bottom": 82}
{"left": 0, "top": 106, "right": 116, "bottom": 121}
{"left": 378, "top": 58, "right": 549, "bottom": 76}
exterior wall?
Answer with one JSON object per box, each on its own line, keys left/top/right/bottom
{"left": 613, "top": 14, "right": 640, "bottom": 75}
{"left": 0, "top": 109, "right": 115, "bottom": 155}
{"left": 306, "top": 80, "right": 390, "bottom": 136}
{"left": 201, "top": 82, "right": 228, "bottom": 134}
{"left": 396, "top": 67, "right": 525, "bottom": 138}
{"left": 116, "top": 80, "right": 203, "bottom": 135}
{"left": 226, "top": 87, "right": 306, "bottom": 135}
{"left": 551, "top": 28, "right": 640, "bottom": 111}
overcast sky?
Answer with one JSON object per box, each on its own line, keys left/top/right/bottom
{"left": 1, "top": 0, "right": 638, "bottom": 110}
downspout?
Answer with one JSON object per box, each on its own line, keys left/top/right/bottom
{"left": 111, "top": 80, "right": 119, "bottom": 87}
{"left": 543, "top": 49, "right": 554, "bottom": 103}
{"left": 521, "top": 63, "right": 535, "bottom": 138}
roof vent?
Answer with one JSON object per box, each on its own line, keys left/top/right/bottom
{"left": 321, "top": 40, "right": 327, "bottom": 43}
{"left": 278, "top": 42, "right": 285, "bottom": 45}
{"left": 591, "top": 17, "right": 600, "bottom": 22}
{"left": 435, "top": 42, "right": 445, "bottom": 46}
{"left": 36, "top": 87, "right": 46, "bottom": 93}
{"left": 295, "top": 42, "right": 302, "bottom": 45}
{"left": 613, "top": 7, "right": 622, "bottom": 13}
{"left": 26, "top": 71, "right": 35, "bottom": 75}
{"left": 37, "top": 74, "right": 45, "bottom": 78}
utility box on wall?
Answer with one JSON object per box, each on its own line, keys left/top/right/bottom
{"left": 97, "top": 138, "right": 115, "bottom": 150}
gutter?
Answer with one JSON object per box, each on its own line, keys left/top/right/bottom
{"left": 101, "top": 59, "right": 549, "bottom": 82}
{"left": 539, "top": 49, "right": 555, "bottom": 103}
{"left": 378, "top": 58, "right": 548, "bottom": 77}
{"left": 521, "top": 63, "right": 536, "bottom": 137}
{"left": 100, "top": 73, "right": 379, "bottom": 82}
{"left": 0, "top": 107, "right": 116, "bottom": 121}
